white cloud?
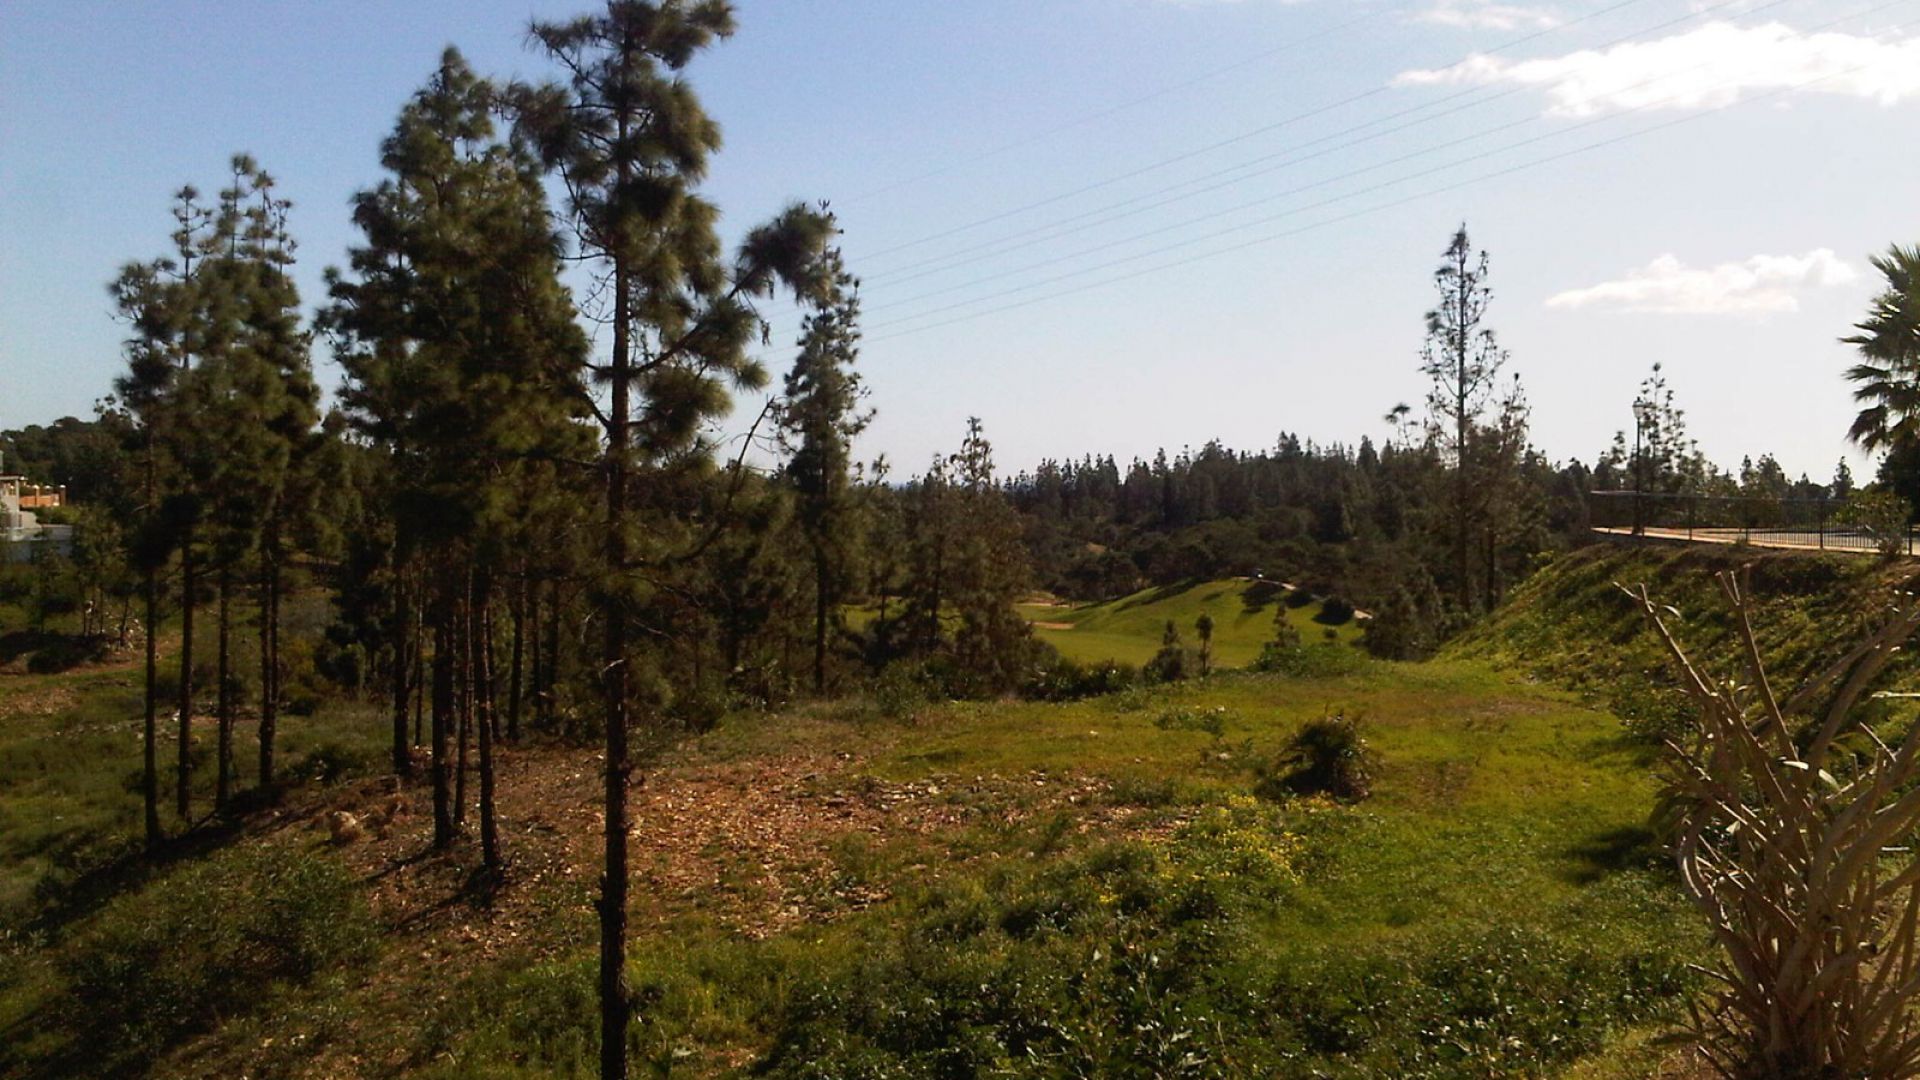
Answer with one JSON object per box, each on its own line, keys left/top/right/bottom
{"left": 1395, "top": 21, "right": 1920, "bottom": 115}
{"left": 1546, "top": 249, "right": 1859, "bottom": 315}
{"left": 1414, "top": 0, "right": 1558, "bottom": 31}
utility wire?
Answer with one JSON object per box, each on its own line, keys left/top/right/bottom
{"left": 858, "top": 0, "right": 1798, "bottom": 291}
{"left": 857, "top": 0, "right": 1657, "bottom": 264}
{"left": 854, "top": 0, "right": 1866, "bottom": 321}
{"left": 843, "top": 5, "right": 1399, "bottom": 204}
{"left": 763, "top": 0, "right": 1772, "bottom": 341}
{"left": 859, "top": 11, "right": 1917, "bottom": 344}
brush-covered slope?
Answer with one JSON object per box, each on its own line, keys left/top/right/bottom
{"left": 1448, "top": 542, "right": 1920, "bottom": 732}
{"left": 1020, "top": 578, "right": 1360, "bottom": 669}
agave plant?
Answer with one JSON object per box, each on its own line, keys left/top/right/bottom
{"left": 1625, "top": 570, "right": 1920, "bottom": 1078}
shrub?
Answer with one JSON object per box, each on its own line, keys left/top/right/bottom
{"left": 1145, "top": 619, "right": 1188, "bottom": 683}
{"left": 871, "top": 661, "right": 933, "bottom": 719}
{"left": 1153, "top": 705, "right": 1231, "bottom": 738}
{"left": 756, "top": 804, "right": 1686, "bottom": 1080}
{"left": 1628, "top": 573, "right": 1920, "bottom": 1078}
{"left": 289, "top": 738, "right": 377, "bottom": 784}
{"left": 1262, "top": 709, "right": 1378, "bottom": 801}
{"left": 1317, "top": 596, "right": 1356, "bottom": 624}
{"left": 1024, "top": 656, "right": 1139, "bottom": 701}
{"left": 1835, "top": 488, "right": 1912, "bottom": 558}
{"left": 57, "top": 846, "right": 375, "bottom": 1070}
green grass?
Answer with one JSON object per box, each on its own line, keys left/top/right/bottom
{"left": 1448, "top": 542, "right": 1920, "bottom": 742}
{"left": 0, "top": 628, "right": 387, "bottom": 930}
{"left": 1, "top": 583, "right": 1703, "bottom": 1077}
{"left": 1020, "top": 578, "right": 1361, "bottom": 669}
{"left": 400, "top": 660, "right": 1697, "bottom": 1077}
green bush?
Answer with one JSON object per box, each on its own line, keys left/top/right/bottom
{"left": 1318, "top": 597, "right": 1356, "bottom": 625}
{"left": 1145, "top": 620, "right": 1189, "bottom": 683}
{"left": 1261, "top": 709, "right": 1379, "bottom": 801}
{"left": 1259, "top": 925, "right": 1693, "bottom": 1077}
{"left": 1025, "top": 656, "right": 1140, "bottom": 701}
{"left": 755, "top": 805, "right": 1688, "bottom": 1079}
{"left": 55, "top": 846, "right": 375, "bottom": 1071}
{"left": 1836, "top": 489, "right": 1913, "bottom": 558}
{"left": 872, "top": 661, "right": 934, "bottom": 719}
{"left": 1153, "top": 705, "right": 1232, "bottom": 739}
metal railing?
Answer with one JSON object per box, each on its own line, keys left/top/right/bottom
{"left": 1588, "top": 490, "right": 1916, "bottom": 556}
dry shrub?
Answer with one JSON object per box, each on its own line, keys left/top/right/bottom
{"left": 1625, "top": 569, "right": 1920, "bottom": 1079}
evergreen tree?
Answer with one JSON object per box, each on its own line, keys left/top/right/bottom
{"left": 777, "top": 249, "right": 869, "bottom": 694}
{"left": 1420, "top": 225, "right": 1506, "bottom": 610}
{"left": 512, "top": 7, "right": 841, "bottom": 1073}
{"left": 328, "top": 49, "right": 589, "bottom": 867}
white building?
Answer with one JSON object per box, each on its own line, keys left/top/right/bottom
{"left": 0, "top": 453, "right": 73, "bottom": 562}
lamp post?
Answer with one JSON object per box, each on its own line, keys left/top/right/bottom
{"left": 1632, "top": 393, "right": 1654, "bottom": 536}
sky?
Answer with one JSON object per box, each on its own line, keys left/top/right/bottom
{"left": 3, "top": 0, "right": 1918, "bottom": 483}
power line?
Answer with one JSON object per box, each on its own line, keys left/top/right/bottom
{"left": 842, "top": 5, "right": 1399, "bottom": 204}
{"left": 853, "top": 0, "right": 1846, "bottom": 322}
{"left": 856, "top": 0, "right": 1658, "bottom": 264}
{"left": 859, "top": 13, "right": 1916, "bottom": 344}
{"left": 856, "top": 0, "right": 1796, "bottom": 292}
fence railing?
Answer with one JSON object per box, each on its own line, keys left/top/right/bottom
{"left": 1588, "top": 490, "right": 1916, "bottom": 556}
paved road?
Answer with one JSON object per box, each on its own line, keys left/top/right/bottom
{"left": 1592, "top": 525, "right": 1908, "bottom": 557}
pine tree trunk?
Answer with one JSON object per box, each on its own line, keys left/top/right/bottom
{"left": 216, "top": 565, "right": 233, "bottom": 815}
{"left": 508, "top": 578, "right": 525, "bottom": 743}
{"left": 143, "top": 560, "right": 161, "bottom": 851}
{"left": 475, "top": 574, "right": 500, "bottom": 870}
{"left": 813, "top": 548, "right": 829, "bottom": 695}
{"left": 455, "top": 586, "right": 470, "bottom": 826}
{"left": 600, "top": 229, "right": 634, "bottom": 1080}
{"left": 483, "top": 593, "right": 499, "bottom": 742}
{"left": 545, "top": 579, "right": 561, "bottom": 733}
{"left": 391, "top": 572, "right": 413, "bottom": 777}
{"left": 528, "top": 580, "right": 544, "bottom": 733}
{"left": 177, "top": 526, "right": 195, "bottom": 820}
{"left": 413, "top": 605, "right": 425, "bottom": 747}
{"left": 257, "top": 547, "right": 276, "bottom": 790}
{"left": 431, "top": 604, "right": 455, "bottom": 849}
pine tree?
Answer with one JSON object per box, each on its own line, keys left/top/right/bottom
{"left": 778, "top": 249, "right": 869, "bottom": 694}
{"left": 512, "top": 10, "right": 841, "bottom": 1068}
{"left": 328, "top": 48, "right": 590, "bottom": 868}
{"left": 1420, "top": 225, "right": 1506, "bottom": 611}
{"left": 109, "top": 245, "right": 189, "bottom": 850}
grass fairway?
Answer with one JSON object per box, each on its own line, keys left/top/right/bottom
{"left": 1020, "top": 578, "right": 1362, "bottom": 668}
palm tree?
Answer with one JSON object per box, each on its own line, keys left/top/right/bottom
{"left": 1844, "top": 244, "right": 1920, "bottom": 453}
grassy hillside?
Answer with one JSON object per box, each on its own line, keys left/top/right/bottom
{"left": 1021, "top": 578, "right": 1361, "bottom": 669}
{"left": 1, "top": 639, "right": 1701, "bottom": 1078}
{"left": 1448, "top": 541, "right": 1920, "bottom": 738}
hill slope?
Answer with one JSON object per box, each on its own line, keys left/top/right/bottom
{"left": 1448, "top": 541, "right": 1920, "bottom": 734}
{"left": 2, "top": 648, "right": 1694, "bottom": 1078}
{"left": 1020, "top": 578, "right": 1360, "bottom": 668}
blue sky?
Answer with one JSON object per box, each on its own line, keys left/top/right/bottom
{"left": 3, "top": 0, "right": 1917, "bottom": 481}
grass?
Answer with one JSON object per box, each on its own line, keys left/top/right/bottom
{"left": 0, "top": 576, "right": 1705, "bottom": 1077}
{"left": 1019, "top": 578, "right": 1361, "bottom": 669}
{"left": 388, "top": 660, "right": 1698, "bottom": 1077}
{"left": 1447, "top": 542, "right": 1920, "bottom": 742}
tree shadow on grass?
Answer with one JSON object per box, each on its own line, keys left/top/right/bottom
{"left": 1564, "top": 824, "right": 1661, "bottom": 885}
{"left": 22, "top": 812, "right": 252, "bottom": 939}
{"left": 1241, "top": 580, "right": 1284, "bottom": 614}
{"left": 1112, "top": 580, "right": 1198, "bottom": 613}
